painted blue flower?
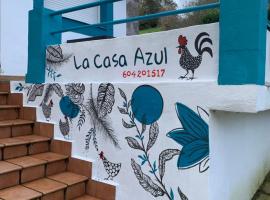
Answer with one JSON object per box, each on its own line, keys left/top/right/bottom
{"left": 167, "top": 103, "right": 209, "bottom": 172}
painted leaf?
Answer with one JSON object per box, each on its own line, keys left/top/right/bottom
{"left": 27, "top": 84, "right": 44, "bottom": 102}
{"left": 178, "top": 140, "right": 209, "bottom": 169}
{"left": 131, "top": 159, "right": 165, "bottom": 197}
{"left": 167, "top": 128, "right": 197, "bottom": 146}
{"left": 125, "top": 137, "right": 143, "bottom": 150}
{"left": 199, "top": 157, "right": 209, "bottom": 173}
{"left": 118, "top": 88, "right": 127, "bottom": 101}
{"left": 178, "top": 187, "right": 188, "bottom": 200}
{"left": 46, "top": 45, "right": 63, "bottom": 62}
{"left": 52, "top": 84, "right": 64, "bottom": 98}
{"left": 170, "top": 188, "right": 174, "bottom": 200}
{"left": 65, "top": 83, "right": 85, "bottom": 105}
{"left": 146, "top": 122, "right": 159, "bottom": 151}
{"left": 97, "top": 83, "right": 115, "bottom": 119}
{"left": 122, "top": 119, "right": 135, "bottom": 128}
{"left": 175, "top": 103, "right": 208, "bottom": 140}
{"left": 159, "top": 149, "right": 180, "bottom": 180}
{"left": 118, "top": 107, "right": 128, "bottom": 114}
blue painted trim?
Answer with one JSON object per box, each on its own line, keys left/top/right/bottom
{"left": 100, "top": 1, "right": 114, "bottom": 37}
{"left": 62, "top": 17, "right": 107, "bottom": 37}
{"left": 26, "top": 8, "right": 62, "bottom": 84}
{"left": 51, "top": 3, "right": 220, "bottom": 34}
{"left": 218, "top": 0, "right": 268, "bottom": 85}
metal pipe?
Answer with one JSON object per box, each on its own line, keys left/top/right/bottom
{"left": 51, "top": 2, "right": 220, "bottom": 34}
{"left": 50, "top": 0, "right": 123, "bottom": 16}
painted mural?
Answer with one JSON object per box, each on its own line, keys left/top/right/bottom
{"left": 10, "top": 23, "right": 220, "bottom": 200}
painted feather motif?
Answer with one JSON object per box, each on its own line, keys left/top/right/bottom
{"left": 97, "top": 83, "right": 115, "bottom": 119}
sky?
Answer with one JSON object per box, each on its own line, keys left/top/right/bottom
{"left": 175, "top": 0, "right": 189, "bottom": 8}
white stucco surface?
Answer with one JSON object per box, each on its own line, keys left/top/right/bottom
{"left": 209, "top": 110, "right": 270, "bottom": 200}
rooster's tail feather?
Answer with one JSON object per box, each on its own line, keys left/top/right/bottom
{"left": 195, "top": 32, "right": 213, "bottom": 57}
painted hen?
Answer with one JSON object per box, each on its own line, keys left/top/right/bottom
{"left": 177, "top": 32, "right": 213, "bottom": 80}
{"left": 59, "top": 116, "right": 70, "bottom": 139}
{"left": 99, "top": 151, "right": 121, "bottom": 180}
{"left": 41, "top": 100, "right": 53, "bottom": 121}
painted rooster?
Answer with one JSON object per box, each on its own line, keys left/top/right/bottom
{"left": 41, "top": 100, "right": 53, "bottom": 121}
{"left": 177, "top": 32, "right": 213, "bottom": 80}
{"left": 99, "top": 151, "right": 121, "bottom": 180}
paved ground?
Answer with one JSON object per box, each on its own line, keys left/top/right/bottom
{"left": 253, "top": 174, "right": 270, "bottom": 200}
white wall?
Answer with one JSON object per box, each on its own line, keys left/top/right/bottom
{"left": 209, "top": 110, "right": 270, "bottom": 200}
{"left": 0, "top": 0, "right": 126, "bottom": 76}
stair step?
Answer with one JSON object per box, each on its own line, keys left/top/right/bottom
{"left": 0, "top": 135, "right": 50, "bottom": 160}
{"left": 74, "top": 195, "right": 101, "bottom": 200}
{"left": 49, "top": 172, "right": 88, "bottom": 200}
{"left": 0, "top": 119, "right": 34, "bottom": 138}
{"left": 0, "top": 119, "right": 34, "bottom": 127}
{"left": 16, "top": 135, "right": 50, "bottom": 155}
{"left": 0, "top": 185, "right": 42, "bottom": 200}
{"left": 31, "top": 152, "right": 69, "bottom": 176}
{"left": 0, "top": 161, "right": 21, "bottom": 189}
{"left": 0, "top": 105, "right": 20, "bottom": 121}
{"left": 23, "top": 178, "right": 66, "bottom": 200}
{"left": 0, "top": 93, "right": 8, "bottom": 105}
{"left": 7, "top": 156, "right": 47, "bottom": 183}
{"left": 0, "top": 138, "right": 29, "bottom": 160}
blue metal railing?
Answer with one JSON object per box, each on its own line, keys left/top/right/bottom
{"left": 51, "top": 2, "right": 220, "bottom": 34}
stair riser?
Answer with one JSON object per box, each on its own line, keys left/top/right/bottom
{"left": 46, "top": 160, "right": 67, "bottom": 176}
{"left": 0, "top": 124, "right": 33, "bottom": 139}
{"left": 3, "top": 145, "right": 28, "bottom": 160}
{"left": 29, "top": 142, "right": 50, "bottom": 155}
{"left": 21, "top": 165, "right": 46, "bottom": 184}
{"left": 41, "top": 190, "right": 65, "bottom": 200}
{"left": 0, "top": 108, "right": 19, "bottom": 121}
{"left": 66, "top": 182, "right": 86, "bottom": 200}
{"left": 12, "top": 124, "right": 33, "bottom": 137}
{"left": 7, "top": 94, "right": 23, "bottom": 106}
{"left": 0, "top": 95, "right": 7, "bottom": 105}
{"left": 0, "top": 171, "right": 20, "bottom": 190}
{"left": 0, "top": 83, "right": 10, "bottom": 93}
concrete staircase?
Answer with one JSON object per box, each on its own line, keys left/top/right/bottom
{"left": 0, "top": 81, "right": 115, "bottom": 200}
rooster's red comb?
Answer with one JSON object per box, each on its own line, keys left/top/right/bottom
{"left": 178, "top": 35, "right": 187, "bottom": 46}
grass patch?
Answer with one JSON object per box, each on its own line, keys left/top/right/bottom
{"left": 139, "top": 27, "right": 162, "bottom": 34}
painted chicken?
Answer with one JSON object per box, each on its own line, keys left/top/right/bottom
{"left": 59, "top": 116, "right": 70, "bottom": 139}
{"left": 99, "top": 151, "right": 121, "bottom": 180}
{"left": 41, "top": 100, "right": 53, "bottom": 121}
{"left": 177, "top": 32, "right": 213, "bottom": 80}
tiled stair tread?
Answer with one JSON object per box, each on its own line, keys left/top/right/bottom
{"left": 0, "top": 105, "right": 20, "bottom": 109}
{"left": 0, "top": 161, "right": 21, "bottom": 174}
{"left": 48, "top": 172, "right": 88, "bottom": 186}
{"left": 23, "top": 178, "right": 67, "bottom": 195}
{"left": 0, "top": 92, "right": 9, "bottom": 95}
{"left": 0, "top": 185, "right": 42, "bottom": 200}
{"left": 74, "top": 195, "right": 101, "bottom": 200}
{"left": 15, "top": 135, "right": 50, "bottom": 143}
{"left": 0, "top": 119, "right": 34, "bottom": 127}
{"left": 31, "top": 152, "right": 69, "bottom": 162}
{"left": 7, "top": 156, "right": 47, "bottom": 168}
{"left": 0, "top": 138, "right": 29, "bottom": 147}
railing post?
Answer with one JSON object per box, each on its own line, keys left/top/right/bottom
{"left": 26, "top": 0, "right": 62, "bottom": 83}
{"left": 100, "top": 1, "right": 114, "bottom": 37}
{"left": 218, "top": 0, "right": 268, "bottom": 85}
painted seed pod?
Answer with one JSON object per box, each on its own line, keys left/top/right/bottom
{"left": 59, "top": 96, "right": 80, "bottom": 119}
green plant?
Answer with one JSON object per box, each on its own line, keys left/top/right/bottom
{"left": 201, "top": 9, "right": 219, "bottom": 24}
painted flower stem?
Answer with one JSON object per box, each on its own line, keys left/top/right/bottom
{"left": 126, "top": 104, "right": 172, "bottom": 200}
